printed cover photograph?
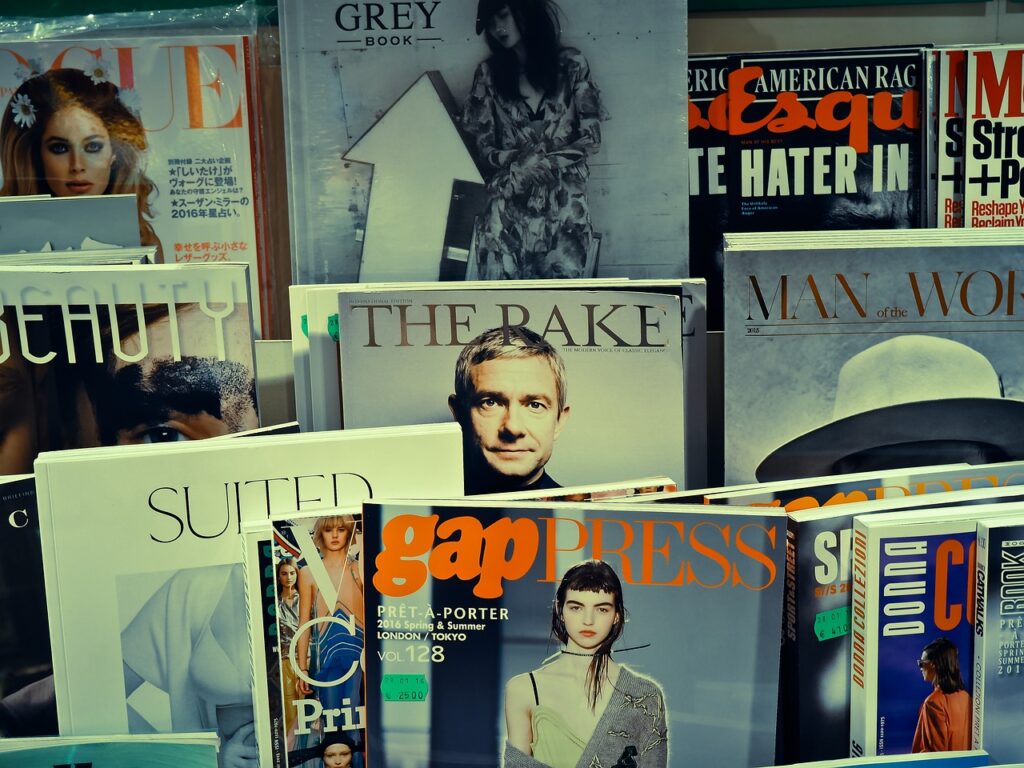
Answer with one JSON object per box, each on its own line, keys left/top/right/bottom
{"left": 337, "top": 287, "right": 687, "bottom": 493}
{"left": 248, "top": 512, "right": 367, "bottom": 768}
{"left": 0, "top": 263, "right": 257, "bottom": 477}
{"left": 280, "top": 0, "right": 688, "bottom": 285}
{"left": 362, "top": 500, "right": 787, "bottom": 768}
{"left": 726, "top": 47, "right": 924, "bottom": 234}
{"left": 724, "top": 243, "right": 1024, "bottom": 485}
{"left": 0, "top": 38, "right": 266, "bottom": 328}
{"left": 854, "top": 514, "right": 983, "bottom": 757}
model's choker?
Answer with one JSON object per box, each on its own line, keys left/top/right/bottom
{"left": 560, "top": 643, "right": 651, "bottom": 657}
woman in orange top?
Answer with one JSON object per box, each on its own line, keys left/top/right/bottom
{"left": 912, "top": 637, "right": 972, "bottom": 753}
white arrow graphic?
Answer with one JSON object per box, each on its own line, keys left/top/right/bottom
{"left": 344, "top": 71, "right": 485, "bottom": 282}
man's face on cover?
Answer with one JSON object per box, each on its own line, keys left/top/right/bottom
{"left": 454, "top": 355, "right": 569, "bottom": 488}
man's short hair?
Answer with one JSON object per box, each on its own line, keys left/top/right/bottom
{"left": 453, "top": 326, "right": 567, "bottom": 412}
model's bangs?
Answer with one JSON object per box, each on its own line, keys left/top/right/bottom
{"left": 562, "top": 561, "right": 622, "bottom": 598}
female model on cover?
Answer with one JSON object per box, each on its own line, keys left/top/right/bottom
{"left": 277, "top": 558, "right": 301, "bottom": 740}
{"left": 294, "top": 516, "right": 365, "bottom": 730}
{"left": 503, "top": 560, "right": 668, "bottom": 768}
{"left": 912, "top": 637, "right": 972, "bottom": 753}
{"left": 0, "top": 67, "right": 163, "bottom": 260}
{"left": 462, "top": 0, "right": 607, "bottom": 280}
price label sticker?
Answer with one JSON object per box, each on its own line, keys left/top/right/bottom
{"left": 381, "top": 674, "right": 429, "bottom": 702}
{"left": 814, "top": 606, "right": 851, "bottom": 641}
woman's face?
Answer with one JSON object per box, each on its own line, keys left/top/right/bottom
{"left": 278, "top": 563, "right": 297, "bottom": 589}
{"left": 918, "top": 652, "right": 936, "bottom": 684}
{"left": 487, "top": 5, "right": 522, "bottom": 49}
{"left": 40, "top": 105, "right": 114, "bottom": 197}
{"left": 561, "top": 588, "right": 618, "bottom": 652}
{"left": 322, "top": 743, "right": 353, "bottom": 768}
{"left": 319, "top": 521, "right": 352, "bottom": 552}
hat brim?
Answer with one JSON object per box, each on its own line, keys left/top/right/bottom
{"left": 754, "top": 397, "right": 1024, "bottom": 483}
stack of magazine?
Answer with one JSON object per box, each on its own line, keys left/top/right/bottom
{"left": 5, "top": 4, "right": 1024, "bottom": 768}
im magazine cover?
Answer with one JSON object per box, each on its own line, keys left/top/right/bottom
{"left": 279, "top": 0, "right": 688, "bottom": 285}
{"left": 362, "top": 499, "right": 787, "bottom": 768}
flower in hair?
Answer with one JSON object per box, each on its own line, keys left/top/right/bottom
{"left": 86, "top": 57, "right": 112, "bottom": 85}
{"left": 118, "top": 87, "right": 142, "bottom": 118}
{"left": 13, "top": 58, "right": 44, "bottom": 83}
{"left": 10, "top": 94, "right": 36, "bottom": 129}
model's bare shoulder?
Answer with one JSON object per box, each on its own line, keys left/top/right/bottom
{"left": 504, "top": 671, "right": 535, "bottom": 705}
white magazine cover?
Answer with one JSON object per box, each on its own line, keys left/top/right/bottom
{"left": 724, "top": 238, "right": 1024, "bottom": 485}
{"left": 34, "top": 423, "right": 462, "bottom": 768}
{"left": 280, "top": 0, "right": 688, "bottom": 285}
{"left": 0, "top": 37, "right": 266, "bottom": 330}
{"left": 337, "top": 286, "right": 687, "bottom": 492}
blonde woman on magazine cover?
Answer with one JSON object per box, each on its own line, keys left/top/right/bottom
{"left": 502, "top": 560, "right": 668, "bottom": 768}
{"left": 0, "top": 67, "right": 163, "bottom": 261}
{"left": 293, "top": 515, "right": 365, "bottom": 744}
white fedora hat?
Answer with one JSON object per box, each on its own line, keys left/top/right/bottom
{"left": 755, "top": 335, "right": 1024, "bottom": 482}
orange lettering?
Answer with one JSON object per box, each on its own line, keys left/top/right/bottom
{"left": 934, "top": 539, "right": 964, "bottom": 631}
{"left": 686, "top": 522, "right": 731, "bottom": 588}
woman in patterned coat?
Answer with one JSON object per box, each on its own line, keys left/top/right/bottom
{"left": 462, "top": 0, "right": 608, "bottom": 280}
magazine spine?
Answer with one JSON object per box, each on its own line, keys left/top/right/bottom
{"left": 242, "top": 527, "right": 277, "bottom": 768}
{"left": 781, "top": 518, "right": 799, "bottom": 761}
{"left": 849, "top": 516, "right": 875, "bottom": 757}
{"left": 971, "top": 521, "right": 991, "bottom": 751}
{"left": 33, "top": 462, "right": 71, "bottom": 733}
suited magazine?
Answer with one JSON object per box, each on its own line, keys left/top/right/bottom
{"left": 972, "top": 514, "right": 1024, "bottom": 765}
{"left": 0, "top": 37, "right": 267, "bottom": 330}
{"left": 362, "top": 498, "right": 786, "bottom": 768}
{"left": 34, "top": 423, "right": 462, "bottom": 768}
{"left": 723, "top": 232, "right": 1024, "bottom": 486}
{"left": 243, "top": 509, "right": 366, "bottom": 768}
{"left": 336, "top": 286, "right": 690, "bottom": 492}
{"left": 279, "top": 0, "right": 688, "bottom": 285}
{"left": 0, "top": 262, "right": 257, "bottom": 478}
